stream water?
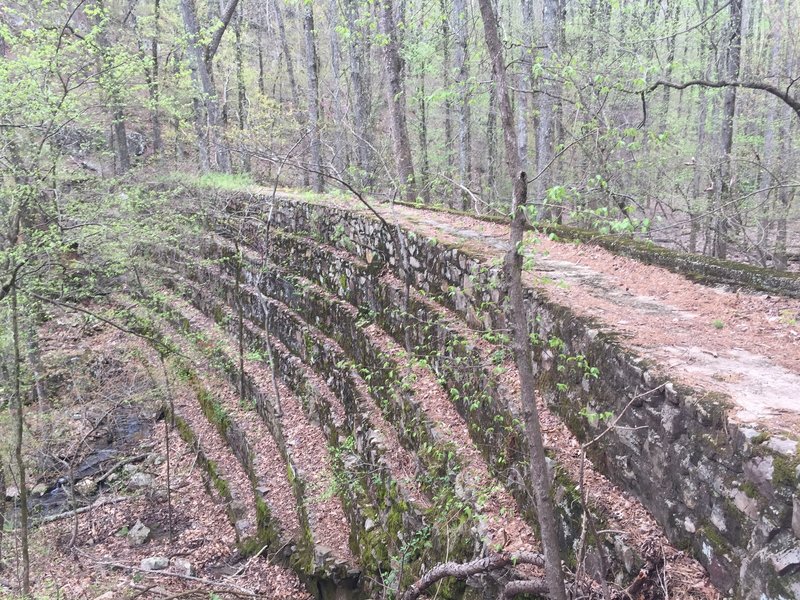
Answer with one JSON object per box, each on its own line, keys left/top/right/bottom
{"left": 4, "top": 408, "right": 152, "bottom": 523}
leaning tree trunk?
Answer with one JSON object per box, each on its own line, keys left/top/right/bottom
{"left": 711, "top": 0, "right": 743, "bottom": 259}
{"left": 304, "top": 3, "right": 323, "bottom": 191}
{"left": 379, "top": 0, "right": 417, "bottom": 202}
{"left": 476, "top": 1, "right": 568, "bottom": 598}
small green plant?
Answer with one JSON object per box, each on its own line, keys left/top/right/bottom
{"left": 712, "top": 319, "right": 725, "bottom": 330}
{"left": 579, "top": 406, "right": 614, "bottom": 426}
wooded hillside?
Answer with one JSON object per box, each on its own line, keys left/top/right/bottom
{"left": 2, "top": 1, "right": 800, "bottom": 599}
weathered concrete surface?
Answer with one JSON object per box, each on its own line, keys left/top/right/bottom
{"left": 394, "top": 202, "right": 800, "bottom": 298}
{"left": 410, "top": 212, "right": 800, "bottom": 435}
{"left": 244, "top": 193, "right": 800, "bottom": 599}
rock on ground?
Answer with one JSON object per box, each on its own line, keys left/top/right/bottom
{"left": 127, "top": 520, "right": 150, "bottom": 546}
{"left": 127, "top": 472, "right": 154, "bottom": 490}
{"left": 140, "top": 556, "right": 169, "bottom": 571}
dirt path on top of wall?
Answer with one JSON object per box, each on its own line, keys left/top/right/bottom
{"left": 287, "top": 193, "right": 800, "bottom": 436}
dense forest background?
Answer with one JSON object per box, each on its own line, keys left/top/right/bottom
{"left": 2, "top": 0, "right": 799, "bottom": 266}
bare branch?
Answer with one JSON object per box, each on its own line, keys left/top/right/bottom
{"left": 646, "top": 79, "right": 800, "bottom": 121}
{"left": 401, "top": 552, "right": 545, "bottom": 600}
{"left": 206, "top": 0, "right": 240, "bottom": 62}
{"left": 502, "top": 578, "right": 549, "bottom": 599}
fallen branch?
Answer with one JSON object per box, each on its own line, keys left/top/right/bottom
{"left": 75, "top": 549, "right": 256, "bottom": 596}
{"left": 95, "top": 453, "right": 149, "bottom": 484}
{"left": 38, "top": 495, "right": 128, "bottom": 524}
{"left": 401, "top": 551, "right": 545, "bottom": 600}
{"left": 502, "top": 578, "right": 549, "bottom": 598}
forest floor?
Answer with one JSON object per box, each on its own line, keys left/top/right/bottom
{"left": 0, "top": 312, "right": 310, "bottom": 600}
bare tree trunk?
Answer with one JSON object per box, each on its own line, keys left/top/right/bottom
{"left": 417, "top": 69, "right": 431, "bottom": 202}
{"left": 304, "top": 3, "right": 323, "bottom": 192}
{"left": 660, "top": 0, "right": 679, "bottom": 129}
{"left": 689, "top": 85, "right": 708, "bottom": 253}
{"left": 272, "top": 0, "right": 301, "bottom": 111}
{"left": 344, "top": 0, "right": 373, "bottom": 186}
{"left": 755, "top": 5, "right": 782, "bottom": 264}
{"left": 178, "top": 0, "right": 228, "bottom": 173}
{"left": 112, "top": 109, "right": 131, "bottom": 174}
{"left": 150, "top": 0, "right": 162, "bottom": 153}
{"left": 327, "top": 0, "right": 346, "bottom": 175}
{"left": 454, "top": 0, "right": 471, "bottom": 208}
{"left": 439, "top": 0, "right": 454, "bottom": 182}
{"left": 774, "top": 24, "right": 794, "bottom": 270}
{"left": 535, "top": 0, "right": 562, "bottom": 220}
{"left": 96, "top": 11, "right": 131, "bottom": 175}
{"left": 235, "top": 4, "right": 250, "bottom": 172}
{"left": 711, "top": 0, "right": 743, "bottom": 259}
{"left": 257, "top": 38, "right": 266, "bottom": 96}
{"left": 379, "top": 0, "right": 417, "bottom": 201}
{"left": 486, "top": 82, "right": 498, "bottom": 205}
{"left": 518, "top": 0, "right": 534, "bottom": 171}
{"left": 26, "top": 322, "right": 46, "bottom": 413}
{"left": 0, "top": 467, "right": 5, "bottom": 570}
{"left": 476, "top": 3, "right": 567, "bottom": 598}
{"left": 11, "top": 285, "right": 30, "bottom": 596}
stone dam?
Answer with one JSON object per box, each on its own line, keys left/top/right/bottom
{"left": 139, "top": 184, "right": 800, "bottom": 599}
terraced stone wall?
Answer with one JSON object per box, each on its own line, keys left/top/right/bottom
{"left": 254, "top": 195, "right": 800, "bottom": 599}
{"left": 393, "top": 202, "right": 800, "bottom": 298}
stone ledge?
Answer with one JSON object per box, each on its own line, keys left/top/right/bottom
{"left": 391, "top": 200, "right": 800, "bottom": 298}
{"left": 255, "top": 192, "right": 799, "bottom": 599}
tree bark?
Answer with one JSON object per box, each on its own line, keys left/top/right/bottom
{"left": 439, "top": 0, "right": 454, "bottom": 182}
{"left": 112, "top": 108, "right": 131, "bottom": 174}
{"left": 96, "top": 7, "right": 131, "bottom": 175}
{"left": 0, "top": 467, "right": 5, "bottom": 569}
{"left": 476, "top": 2, "right": 568, "bottom": 599}
{"left": 304, "top": 2, "right": 323, "bottom": 192}
{"left": 235, "top": 3, "right": 249, "bottom": 172}
{"left": 344, "top": 0, "right": 373, "bottom": 185}
{"left": 178, "top": 0, "right": 228, "bottom": 173}
{"left": 11, "top": 285, "right": 30, "bottom": 596}
{"left": 379, "top": 0, "right": 417, "bottom": 201}
{"left": 402, "top": 552, "right": 545, "bottom": 600}
{"left": 454, "top": 0, "right": 471, "bottom": 208}
{"left": 327, "top": 0, "right": 346, "bottom": 175}
{"left": 145, "top": 0, "right": 162, "bottom": 154}
{"left": 755, "top": 0, "right": 782, "bottom": 264}
{"left": 417, "top": 64, "right": 431, "bottom": 202}
{"left": 711, "top": 0, "right": 743, "bottom": 259}
{"left": 518, "top": 0, "right": 534, "bottom": 171}
{"left": 272, "top": 0, "right": 301, "bottom": 110}
{"left": 485, "top": 81, "right": 497, "bottom": 204}
{"left": 535, "top": 0, "right": 562, "bottom": 221}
